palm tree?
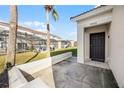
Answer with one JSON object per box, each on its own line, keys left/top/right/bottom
{"left": 6, "top": 5, "right": 18, "bottom": 68}
{"left": 44, "top": 5, "right": 58, "bottom": 53}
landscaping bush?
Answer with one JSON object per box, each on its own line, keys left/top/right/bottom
{"left": 50, "top": 47, "right": 77, "bottom": 57}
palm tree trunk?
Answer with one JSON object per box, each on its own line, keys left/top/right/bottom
{"left": 6, "top": 5, "right": 18, "bottom": 68}
{"left": 46, "top": 10, "right": 50, "bottom": 52}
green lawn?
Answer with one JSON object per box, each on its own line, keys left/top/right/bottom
{"left": 0, "top": 47, "right": 77, "bottom": 72}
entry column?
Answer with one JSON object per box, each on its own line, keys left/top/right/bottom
{"left": 77, "top": 24, "right": 85, "bottom": 64}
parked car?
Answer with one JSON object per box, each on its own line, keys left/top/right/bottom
{"left": 34, "top": 45, "right": 46, "bottom": 52}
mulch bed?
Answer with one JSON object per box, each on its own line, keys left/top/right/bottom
{"left": 0, "top": 69, "right": 9, "bottom": 88}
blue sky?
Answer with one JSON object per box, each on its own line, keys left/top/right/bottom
{"left": 0, "top": 5, "right": 95, "bottom": 40}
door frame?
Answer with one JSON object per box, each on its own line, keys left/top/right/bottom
{"left": 84, "top": 25, "right": 110, "bottom": 63}
{"left": 90, "top": 32, "right": 105, "bottom": 62}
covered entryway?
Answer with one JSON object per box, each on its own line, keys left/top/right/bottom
{"left": 71, "top": 5, "right": 124, "bottom": 87}
{"left": 90, "top": 32, "right": 105, "bottom": 62}
{"left": 83, "top": 24, "right": 110, "bottom": 69}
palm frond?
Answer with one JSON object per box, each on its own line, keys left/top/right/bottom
{"left": 52, "top": 9, "right": 59, "bottom": 21}
{"left": 44, "top": 5, "right": 53, "bottom": 12}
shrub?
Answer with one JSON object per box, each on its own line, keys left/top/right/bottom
{"left": 50, "top": 47, "right": 77, "bottom": 57}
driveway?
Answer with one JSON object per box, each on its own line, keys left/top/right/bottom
{"left": 52, "top": 57, "right": 118, "bottom": 88}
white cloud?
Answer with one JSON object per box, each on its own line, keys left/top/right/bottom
{"left": 23, "top": 21, "right": 32, "bottom": 26}
{"left": 68, "top": 31, "right": 77, "bottom": 36}
{"left": 64, "top": 31, "right": 77, "bottom": 41}
{"left": 20, "top": 21, "right": 47, "bottom": 31}
{"left": 22, "top": 21, "right": 46, "bottom": 28}
{"left": 0, "top": 20, "right": 4, "bottom": 22}
{"left": 20, "top": 21, "right": 60, "bottom": 37}
{"left": 50, "top": 24, "right": 56, "bottom": 31}
{"left": 21, "top": 21, "right": 58, "bottom": 31}
{"left": 36, "top": 29, "right": 46, "bottom": 32}
{"left": 94, "top": 5, "right": 100, "bottom": 8}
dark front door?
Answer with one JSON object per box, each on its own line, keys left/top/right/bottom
{"left": 90, "top": 32, "right": 105, "bottom": 62}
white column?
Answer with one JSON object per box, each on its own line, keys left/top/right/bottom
{"left": 77, "top": 24, "right": 84, "bottom": 64}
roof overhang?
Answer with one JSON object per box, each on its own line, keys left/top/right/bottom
{"left": 70, "top": 6, "right": 113, "bottom": 22}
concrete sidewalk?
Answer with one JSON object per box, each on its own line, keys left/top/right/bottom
{"left": 53, "top": 57, "right": 118, "bottom": 88}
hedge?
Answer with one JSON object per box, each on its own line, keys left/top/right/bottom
{"left": 50, "top": 47, "right": 77, "bottom": 57}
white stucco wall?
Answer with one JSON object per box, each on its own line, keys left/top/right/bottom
{"left": 9, "top": 67, "right": 49, "bottom": 88}
{"left": 109, "top": 6, "right": 124, "bottom": 88}
{"left": 10, "top": 52, "right": 72, "bottom": 88}
{"left": 16, "top": 52, "right": 72, "bottom": 75}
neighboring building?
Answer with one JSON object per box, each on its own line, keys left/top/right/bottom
{"left": 0, "top": 22, "right": 76, "bottom": 54}
{"left": 71, "top": 6, "right": 124, "bottom": 87}
{"left": 69, "top": 40, "right": 77, "bottom": 47}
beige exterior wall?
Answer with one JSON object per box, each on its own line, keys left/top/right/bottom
{"left": 109, "top": 6, "right": 124, "bottom": 87}
{"left": 58, "top": 41, "right": 62, "bottom": 49}
{"left": 70, "top": 40, "right": 75, "bottom": 47}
